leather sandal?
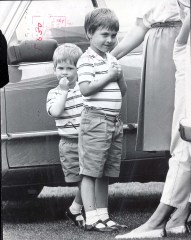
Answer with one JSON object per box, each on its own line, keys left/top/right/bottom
{"left": 102, "top": 218, "right": 127, "bottom": 229}
{"left": 84, "top": 219, "right": 117, "bottom": 232}
{"left": 66, "top": 208, "right": 85, "bottom": 228}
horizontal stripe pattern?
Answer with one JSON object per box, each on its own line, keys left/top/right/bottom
{"left": 77, "top": 47, "right": 122, "bottom": 116}
{"left": 46, "top": 83, "right": 83, "bottom": 136}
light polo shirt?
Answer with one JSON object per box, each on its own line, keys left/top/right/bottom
{"left": 46, "top": 83, "right": 83, "bottom": 137}
{"left": 77, "top": 47, "right": 122, "bottom": 116}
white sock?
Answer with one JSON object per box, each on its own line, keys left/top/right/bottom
{"left": 97, "top": 208, "right": 109, "bottom": 221}
{"left": 97, "top": 208, "right": 116, "bottom": 227}
{"left": 86, "top": 210, "right": 105, "bottom": 228}
{"left": 69, "top": 201, "right": 83, "bottom": 215}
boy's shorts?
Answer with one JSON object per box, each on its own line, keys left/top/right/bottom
{"left": 79, "top": 107, "right": 123, "bottom": 178}
{"left": 59, "top": 137, "right": 81, "bottom": 183}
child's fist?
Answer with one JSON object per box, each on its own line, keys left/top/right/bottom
{"left": 116, "top": 64, "right": 123, "bottom": 80}
{"left": 108, "top": 62, "right": 119, "bottom": 81}
{"left": 59, "top": 77, "right": 70, "bottom": 91}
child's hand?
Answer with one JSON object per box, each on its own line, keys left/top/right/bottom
{"left": 59, "top": 77, "right": 70, "bottom": 91}
{"left": 117, "top": 65, "right": 123, "bottom": 80}
{"left": 108, "top": 62, "right": 122, "bottom": 81}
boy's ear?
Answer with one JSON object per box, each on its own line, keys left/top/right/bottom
{"left": 87, "top": 31, "right": 92, "bottom": 40}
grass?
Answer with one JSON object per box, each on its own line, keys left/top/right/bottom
{"left": 2, "top": 182, "right": 191, "bottom": 240}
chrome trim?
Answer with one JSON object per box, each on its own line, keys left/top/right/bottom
{"left": 123, "top": 123, "right": 138, "bottom": 130}
{"left": 1, "top": 134, "right": 9, "bottom": 141}
{"left": 1, "top": 130, "right": 59, "bottom": 140}
{"left": 1, "top": 124, "right": 137, "bottom": 141}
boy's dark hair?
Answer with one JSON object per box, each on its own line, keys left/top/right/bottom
{"left": 53, "top": 43, "right": 83, "bottom": 68}
{"left": 84, "top": 8, "right": 119, "bottom": 39}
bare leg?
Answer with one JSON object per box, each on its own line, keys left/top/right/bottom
{"left": 115, "top": 203, "right": 175, "bottom": 238}
{"left": 81, "top": 175, "right": 108, "bottom": 229}
{"left": 73, "top": 182, "right": 83, "bottom": 205}
{"left": 81, "top": 175, "right": 96, "bottom": 211}
{"left": 166, "top": 202, "right": 191, "bottom": 228}
{"left": 135, "top": 203, "right": 174, "bottom": 231}
{"left": 124, "top": 203, "right": 174, "bottom": 233}
{"left": 95, "top": 176, "right": 109, "bottom": 208}
{"left": 67, "top": 182, "right": 85, "bottom": 227}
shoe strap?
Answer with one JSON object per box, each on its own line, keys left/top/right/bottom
{"left": 92, "top": 219, "right": 105, "bottom": 227}
{"left": 74, "top": 213, "right": 82, "bottom": 217}
{"left": 102, "top": 218, "right": 114, "bottom": 225}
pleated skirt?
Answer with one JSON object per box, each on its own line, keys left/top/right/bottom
{"left": 136, "top": 22, "right": 181, "bottom": 151}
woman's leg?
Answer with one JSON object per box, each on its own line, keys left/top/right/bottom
{"left": 166, "top": 202, "right": 191, "bottom": 229}
{"left": 116, "top": 26, "right": 191, "bottom": 240}
{"left": 160, "top": 39, "right": 191, "bottom": 209}
{"left": 115, "top": 203, "right": 173, "bottom": 239}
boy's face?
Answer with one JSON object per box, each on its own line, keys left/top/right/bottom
{"left": 54, "top": 60, "right": 77, "bottom": 88}
{"left": 88, "top": 27, "right": 117, "bottom": 57}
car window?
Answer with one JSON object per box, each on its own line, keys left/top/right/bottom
{"left": 16, "top": 0, "right": 92, "bottom": 44}
{"left": 7, "top": 0, "right": 94, "bottom": 83}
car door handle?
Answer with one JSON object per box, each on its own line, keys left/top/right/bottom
{"left": 1, "top": 130, "right": 59, "bottom": 140}
{"left": 123, "top": 123, "right": 138, "bottom": 131}
{"left": 1, "top": 124, "right": 137, "bottom": 140}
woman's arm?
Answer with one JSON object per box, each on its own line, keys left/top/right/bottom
{"left": 177, "top": 12, "right": 190, "bottom": 44}
{"left": 111, "top": 18, "right": 149, "bottom": 60}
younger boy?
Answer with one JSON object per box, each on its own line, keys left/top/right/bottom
{"left": 77, "top": 8, "right": 127, "bottom": 232}
{"left": 46, "top": 43, "right": 84, "bottom": 227}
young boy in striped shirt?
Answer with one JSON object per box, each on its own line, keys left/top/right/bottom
{"left": 77, "top": 8, "right": 127, "bottom": 232}
{"left": 46, "top": 43, "right": 84, "bottom": 228}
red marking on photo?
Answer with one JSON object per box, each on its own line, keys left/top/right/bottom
{"left": 32, "top": 16, "right": 44, "bottom": 41}
{"left": 49, "top": 16, "right": 66, "bottom": 28}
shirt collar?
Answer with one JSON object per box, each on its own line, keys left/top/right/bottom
{"left": 69, "top": 82, "right": 79, "bottom": 93}
{"left": 87, "top": 47, "right": 112, "bottom": 62}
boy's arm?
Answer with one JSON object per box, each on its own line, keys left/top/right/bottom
{"left": 78, "top": 58, "right": 119, "bottom": 97}
{"left": 47, "top": 90, "right": 68, "bottom": 117}
{"left": 118, "top": 73, "right": 127, "bottom": 97}
{"left": 47, "top": 77, "right": 69, "bottom": 117}
{"left": 111, "top": 18, "right": 149, "bottom": 60}
{"left": 112, "top": 60, "right": 127, "bottom": 97}
{"left": 79, "top": 73, "right": 117, "bottom": 96}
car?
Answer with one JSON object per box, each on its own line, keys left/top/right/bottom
{"left": 1, "top": 0, "right": 169, "bottom": 201}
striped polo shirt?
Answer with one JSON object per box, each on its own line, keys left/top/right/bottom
{"left": 46, "top": 83, "right": 83, "bottom": 138}
{"left": 77, "top": 47, "right": 122, "bottom": 116}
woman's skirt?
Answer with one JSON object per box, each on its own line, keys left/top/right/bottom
{"left": 136, "top": 21, "right": 182, "bottom": 151}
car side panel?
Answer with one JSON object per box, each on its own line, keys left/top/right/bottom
{"left": 4, "top": 74, "right": 62, "bottom": 167}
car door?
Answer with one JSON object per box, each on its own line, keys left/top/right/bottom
{"left": 2, "top": 0, "right": 94, "bottom": 170}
